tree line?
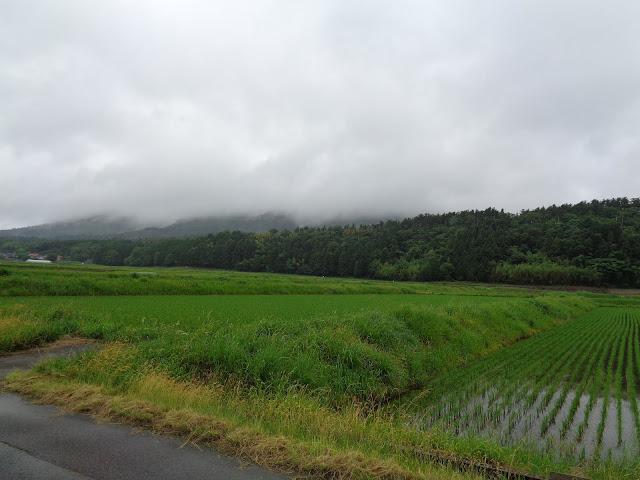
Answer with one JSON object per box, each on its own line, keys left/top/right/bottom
{"left": 2, "top": 198, "right": 639, "bottom": 287}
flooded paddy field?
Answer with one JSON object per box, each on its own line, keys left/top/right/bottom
{"left": 416, "top": 307, "right": 640, "bottom": 462}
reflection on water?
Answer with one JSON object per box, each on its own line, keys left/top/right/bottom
{"left": 417, "top": 387, "right": 639, "bottom": 461}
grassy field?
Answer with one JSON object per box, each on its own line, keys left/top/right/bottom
{"left": 1, "top": 293, "right": 590, "bottom": 405}
{"left": 5, "top": 260, "right": 628, "bottom": 299}
{"left": 2, "top": 263, "right": 639, "bottom": 479}
{"left": 0, "top": 262, "right": 506, "bottom": 296}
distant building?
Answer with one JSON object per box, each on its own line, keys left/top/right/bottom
{"left": 26, "top": 259, "right": 51, "bottom": 264}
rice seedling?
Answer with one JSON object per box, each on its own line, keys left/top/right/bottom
{"left": 630, "top": 317, "right": 640, "bottom": 446}
{"left": 414, "top": 308, "right": 640, "bottom": 467}
{"left": 559, "top": 328, "right": 609, "bottom": 440}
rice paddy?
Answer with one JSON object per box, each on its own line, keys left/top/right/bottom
{"left": 416, "top": 307, "right": 640, "bottom": 463}
{"left": 3, "top": 263, "right": 640, "bottom": 478}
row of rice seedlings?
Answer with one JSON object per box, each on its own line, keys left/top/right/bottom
{"left": 476, "top": 309, "right": 609, "bottom": 446}
{"left": 421, "top": 307, "right": 640, "bottom": 464}
{"left": 503, "top": 316, "right": 601, "bottom": 434}
{"left": 518, "top": 309, "right": 631, "bottom": 460}
{"left": 444, "top": 317, "right": 584, "bottom": 435}
{"left": 559, "top": 322, "right": 611, "bottom": 440}
{"left": 629, "top": 311, "right": 640, "bottom": 447}
{"left": 584, "top": 309, "right": 626, "bottom": 439}
{"left": 526, "top": 312, "right": 606, "bottom": 422}
{"left": 426, "top": 349, "right": 526, "bottom": 426}
{"left": 480, "top": 310, "right": 603, "bottom": 437}
{"left": 480, "top": 312, "right": 589, "bottom": 404}
{"left": 593, "top": 313, "right": 623, "bottom": 459}
{"left": 574, "top": 321, "right": 614, "bottom": 444}
{"left": 523, "top": 311, "right": 605, "bottom": 414}
{"left": 535, "top": 313, "right": 609, "bottom": 437}
{"left": 471, "top": 311, "right": 606, "bottom": 439}
{"left": 614, "top": 312, "right": 632, "bottom": 446}
{"left": 539, "top": 321, "right": 606, "bottom": 437}
{"left": 430, "top": 307, "right": 590, "bottom": 416}
{"left": 426, "top": 332, "right": 546, "bottom": 422}
{"left": 596, "top": 308, "right": 640, "bottom": 459}
{"left": 458, "top": 342, "right": 547, "bottom": 426}
{"left": 475, "top": 346, "right": 559, "bottom": 432}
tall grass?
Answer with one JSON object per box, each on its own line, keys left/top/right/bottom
{"left": 0, "top": 295, "right": 593, "bottom": 405}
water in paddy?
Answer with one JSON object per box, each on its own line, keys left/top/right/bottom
{"left": 412, "top": 307, "right": 640, "bottom": 463}
{"left": 417, "top": 384, "right": 639, "bottom": 461}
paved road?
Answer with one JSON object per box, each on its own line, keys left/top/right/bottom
{"left": 0, "top": 345, "right": 291, "bottom": 480}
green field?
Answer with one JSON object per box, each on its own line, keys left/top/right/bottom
{"left": 1, "top": 293, "right": 588, "bottom": 404}
{"left": 2, "top": 263, "right": 639, "bottom": 479}
{"left": 0, "top": 262, "right": 510, "bottom": 296}
{"left": 415, "top": 308, "right": 640, "bottom": 464}
{"left": 0, "top": 293, "right": 516, "bottom": 329}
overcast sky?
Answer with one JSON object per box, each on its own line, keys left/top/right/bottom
{"left": 1, "top": 1, "right": 639, "bottom": 229}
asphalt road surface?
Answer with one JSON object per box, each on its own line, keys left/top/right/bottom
{"left": 0, "top": 344, "right": 291, "bottom": 480}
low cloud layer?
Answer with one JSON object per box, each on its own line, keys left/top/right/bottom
{"left": 2, "top": 1, "right": 639, "bottom": 228}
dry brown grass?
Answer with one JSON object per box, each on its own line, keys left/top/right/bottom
{"left": 4, "top": 371, "right": 484, "bottom": 480}
{"left": 0, "top": 313, "right": 33, "bottom": 336}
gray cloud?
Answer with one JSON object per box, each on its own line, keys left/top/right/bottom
{"left": 1, "top": 0, "right": 639, "bottom": 229}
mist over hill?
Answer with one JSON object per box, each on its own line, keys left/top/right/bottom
{"left": 0, "top": 213, "right": 389, "bottom": 240}
{"left": 0, "top": 216, "right": 145, "bottom": 240}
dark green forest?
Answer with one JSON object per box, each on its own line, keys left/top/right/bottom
{"left": 3, "top": 198, "right": 639, "bottom": 287}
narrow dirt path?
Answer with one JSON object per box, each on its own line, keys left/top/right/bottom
{"left": 0, "top": 340, "right": 290, "bottom": 480}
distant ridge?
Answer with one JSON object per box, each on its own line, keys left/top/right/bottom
{"left": 0, "top": 215, "right": 145, "bottom": 240}
{"left": 0, "top": 213, "right": 390, "bottom": 240}
{"left": 115, "top": 213, "right": 299, "bottom": 239}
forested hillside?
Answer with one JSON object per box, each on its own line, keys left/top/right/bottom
{"left": 2, "top": 198, "right": 639, "bottom": 287}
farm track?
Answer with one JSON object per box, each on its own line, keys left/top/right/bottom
{"left": 0, "top": 342, "right": 288, "bottom": 480}
{"left": 419, "top": 308, "right": 640, "bottom": 462}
